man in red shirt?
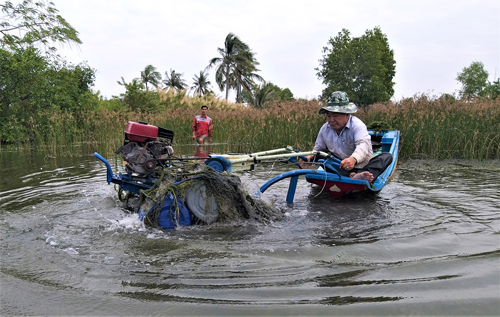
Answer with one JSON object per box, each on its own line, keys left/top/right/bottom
{"left": 192, "top": 105, "right": 213, "bottom": 144}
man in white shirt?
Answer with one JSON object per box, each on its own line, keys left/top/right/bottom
{"left": 301, "top": 91, "right": 392, "bottom": 182}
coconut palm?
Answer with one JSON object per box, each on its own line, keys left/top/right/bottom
{"left": 242, "top": 81, "right": 278, "bottom": 108}
{"left": 191, "top": 70, "right": 212, "bottom": 96}
{"left": 231, "top": 50, "right": 264, "bottom": 103}
{"left": 140, "top": 65, "right": 161, "bottom": 90}
{"left": 163, "top": 69, "right": 186, "bottom": 92}
{"left": 207, "top": 33, "right": 259, "bottom": 101}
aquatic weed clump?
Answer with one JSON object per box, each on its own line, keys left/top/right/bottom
{"left": 137, "top": 164, "right": 284, "bottom": 229}
{"left": 194, "top": 167, "right": 283, "bottom": 224}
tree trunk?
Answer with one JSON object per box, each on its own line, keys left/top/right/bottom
{"left": 236, "top": 85, "right": 241, "bottom": 103}
{"left": 225, "top": 64, "right": 230, "bottom": 100}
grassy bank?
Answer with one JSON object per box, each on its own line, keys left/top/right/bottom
{"left": 1, "top": 95, "right": 499, "bottom": 160}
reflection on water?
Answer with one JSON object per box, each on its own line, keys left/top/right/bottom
{"left": 193, "top": 143, "right": 213, "bottom": 158}
{"left": 0, "top": 148, "right": 499, "bottom": 316}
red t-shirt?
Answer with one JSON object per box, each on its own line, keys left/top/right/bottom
{"left": 192, "top": 115, "right": 212, "bottom": 137}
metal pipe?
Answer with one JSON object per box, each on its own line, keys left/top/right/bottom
{"left": 222, "top": 150, "right": 330, "bottom": 164}
{"left": 249, "top": 146, "right": 294, "bottom": 156}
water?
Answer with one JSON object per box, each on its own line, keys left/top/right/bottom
{"left": 1, "top": 146, "right": 499, "bottom": 316}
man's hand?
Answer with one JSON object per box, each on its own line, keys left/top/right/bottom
{"left": 299, "top": 155, "right": 314, "bottom": 169}
{"left": 340, "top": 157, "right": 357, "bottom": 170}
{"left": 192, "top": 134, "right": 196, "bottom": 139}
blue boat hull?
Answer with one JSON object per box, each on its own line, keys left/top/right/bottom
{"left": 259, "top": 130, "right": 400, "bottom": 202}
{"left": 305, "top": 130, "right": 400, "bottom": 198}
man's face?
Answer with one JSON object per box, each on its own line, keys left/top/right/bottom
{"left": 326, "top": 112, "right": 349, "bottom": 131}
{"left": 201, "top": 107, "right": 208, "bottom": 116}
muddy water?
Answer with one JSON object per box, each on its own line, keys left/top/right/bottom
{"left": 0, "top": 146, "right": 499, "bottom": 316}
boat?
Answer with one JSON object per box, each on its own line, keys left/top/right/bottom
{"left": 258, "top": 129, "right": 400, "bottom": 202}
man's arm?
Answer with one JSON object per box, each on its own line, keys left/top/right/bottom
{"left": 192, "top": 117, "right": 197, "bottom": 139}
{"left": 340, "top": 156, "right": 357, "bottom": 170}
{"left": 299, "top": 154, "right": 314, "bottom": 169}
{"left": 208, "top": 119, "right": 213, "bottom": 137}
{"left": 351, "top": 138, "right": 371, "bottom": 163}
{"left": 301, "top": 124, "right": 328, "bottom": 169}
{"left": 350, "top": 121, "right": 372, "bottom": 165}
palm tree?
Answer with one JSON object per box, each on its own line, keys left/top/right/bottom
{"left": 231, "top": 49, "right": 264, "bottom": 103}
{"left": 207, "top": 33, "right": 258, "bottom": 101}
{"left": 162, "top": 69, "right": 186, "bottom": 92}
{"left": 191, "top": 70, "right": 212, "bottom": 96}
{"left": 140, "top": 65, "right": 161, "bottom": 90}
{"left": 243, "top": 81, "right": 278, "bottom": 108}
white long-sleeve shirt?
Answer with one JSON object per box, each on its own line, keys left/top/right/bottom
{"left": 313, "top": 115, "right": 373, "bottom": 168}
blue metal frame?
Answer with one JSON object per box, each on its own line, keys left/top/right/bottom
{"left": 94, "top": 152, "right": 155, "bottom": 195}
{"left": 94, "top": 152, "right": 114, "bottom": 184}
{"left": 260, "top": 169, "right": 320, "bottom": 203}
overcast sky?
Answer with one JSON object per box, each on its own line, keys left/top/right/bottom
{"left": 51, "top": 0, "right": 499, "bottom": 102}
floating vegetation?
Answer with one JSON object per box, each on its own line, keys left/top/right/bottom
{"left": 132, "top": 163, "right": 284, "bottom": 229}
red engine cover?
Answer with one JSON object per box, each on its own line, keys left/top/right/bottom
{"left": 125, "top": 121, "right": 158, "bottom": 142}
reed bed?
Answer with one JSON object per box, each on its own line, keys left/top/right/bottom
{"left": 363, "top": 95, "right": 500, "bottom": 160}
{"left": 2, "top": 95, "right": 499, "bottom": 160}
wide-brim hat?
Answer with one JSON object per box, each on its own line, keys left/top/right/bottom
{"left": 319, "top": 102, "right": 357, "bottom": 114}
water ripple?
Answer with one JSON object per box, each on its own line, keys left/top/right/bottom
{"left": 1, "top": 156, "right": 499, "bottom": 315}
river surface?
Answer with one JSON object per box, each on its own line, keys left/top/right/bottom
{"left": 1, "top": 144, "right": 499, "bottom": 316}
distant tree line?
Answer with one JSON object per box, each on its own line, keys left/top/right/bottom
{"left": 1, "top": 0, "right": 498, "bottom": 145}
{"left": 117, "top": 32, "right": 296, "bottom": 110}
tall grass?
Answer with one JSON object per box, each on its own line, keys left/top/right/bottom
{"left": 2, "top": 94, "right": 499, "bottom": 160}
{"left": 362, "top": 95, "right": 500, "bottom": 159}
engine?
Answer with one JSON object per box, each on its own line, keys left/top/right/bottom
{"left": 116, "top": 121, "right": 175, "bottom": 176}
